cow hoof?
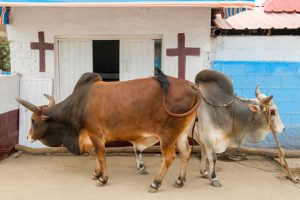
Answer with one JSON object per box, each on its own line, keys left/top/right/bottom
{"left": 139, "top": 168, "right": 149, "bottom": 175}
{"left": 149, "top": 186, "right": 158, "bottom": 193}
{"left": 91, "top": 172, "right": 100, "bottom": 180}
{"left": 211, "top": 179, "right": 222, "bottom": 187}
{"left": 149, "top": 182, "right": 160, "bottom": 193}
{"left": 200, "top": 171, "right": 209, "bottom": 179}
{"left": 173, "top": 180, "right": 184, "bottom": 188}
{"left": 98, "top": 176, "right": 108, "bottom": 185}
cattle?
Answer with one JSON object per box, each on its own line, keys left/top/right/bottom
{"left": 193, "top": 70, "right": 285, "bottom": 187}
{"left": 16, "top": 69, "right": 200, "bottom": 192}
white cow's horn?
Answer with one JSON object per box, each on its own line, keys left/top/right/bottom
{"left": 255, "top": 85, "right": 261, "bottom": 97}
{"left": 262, "top": 95, "right": 273, "bottom": 105}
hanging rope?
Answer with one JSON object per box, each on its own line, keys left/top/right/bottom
{"left": 261, "top": 101, "right": 300, "bottom": 184}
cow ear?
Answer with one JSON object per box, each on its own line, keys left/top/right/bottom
{"left": 41, "top": 115, "right": 49, "bottom": 121}
{"left": 248, "top": 104, "right": 261, "bottom": 113}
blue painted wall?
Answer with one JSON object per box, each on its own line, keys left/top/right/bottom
{"left": 212, "top": 61, "right": 300, "bottom": 149}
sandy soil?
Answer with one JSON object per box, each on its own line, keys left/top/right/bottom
{"left": 0, "top": 154, "right": 299, "bottom": 200}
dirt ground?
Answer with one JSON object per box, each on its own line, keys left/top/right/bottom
{"left": 0, "top": 153, "right": 299, "bottom": 200}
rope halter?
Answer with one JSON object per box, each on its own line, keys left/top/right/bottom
{"left": 255, "top": 85, "right": 276, "bottom": 134}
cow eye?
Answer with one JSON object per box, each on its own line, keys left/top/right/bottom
{"left": 31, "top": 119, "right": 35, "bottom": 124}
{"left": 270, "top": 110, "right": 276, "bottom": 116}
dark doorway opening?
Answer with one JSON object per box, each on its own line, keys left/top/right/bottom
{"left": 93, "top": 40, "right": 119, "bottom": 81}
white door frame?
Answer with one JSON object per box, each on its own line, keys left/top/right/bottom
{"left": 54, "top": 34, "right": 163, "bottom": 101}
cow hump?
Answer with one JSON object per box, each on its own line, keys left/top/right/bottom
{"left": 195, "top": 70, "right": 234, "bottom": 106}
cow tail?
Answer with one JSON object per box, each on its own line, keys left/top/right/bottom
{"left": 154, "top": 68, "right": 169, "bottom": 95}
{"left": 154, "top": 68, "right": 200, "bottom": 117}
{"left": 162, "top": 84, "right": 201, "bottom": 118}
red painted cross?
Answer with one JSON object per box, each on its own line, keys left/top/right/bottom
{"left": 30, "top": 31, "right": 54, "bottom": 72}
{"left": 166, "top": 33, "right": 200, "bottom": 79}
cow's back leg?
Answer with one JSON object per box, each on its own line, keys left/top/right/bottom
{"left": 195, "top": 121, "right": 222, "bottom": 186}
{"left": 91, "top": 159, "right": 101, "bottom": 180}
{"left": 88, "top": 132, "right": 108, "bottom": 185}
{"left": 149, "top": 139, "right": 176, "bottom": 193}
{"left": 133, "top": 136, "right": 159, "bottom": 175}
{"left": 193, "top": 127, "right": 209, "bottom": 178}
{"left": 206, "top": 148, "right": 222, "bottom": 187}
{"left": 199, "top": 144, "right": 209, "bottom": 178}
{"left": 133, "top": 146, "right": 148, "bottom": 175}
{"left": 173, "top": 132, "right": 191, "bottom": 188}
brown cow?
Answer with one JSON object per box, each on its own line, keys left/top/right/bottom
{"left": 16, "top": 69, "right": 200, "bottom": 192}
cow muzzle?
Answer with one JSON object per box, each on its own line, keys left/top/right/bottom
{"left": 275, "top": 123, "right": 285, "bottom": 134}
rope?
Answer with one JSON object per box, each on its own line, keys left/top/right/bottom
{"left": 200, "top": 92, "right": 234, "bottom": 107}
{"left": 261, "top": 101, "right": 300, "bottom": 184}
{"left": 236, "top": 162, "right": 279, "bottom": 173}
{"left": 191, "top": 117, "right": 198, "bottom": 152}
{"left": 162, "top": 85, "right": 201, "bottom": 118}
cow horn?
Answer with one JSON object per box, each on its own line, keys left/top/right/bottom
{"left": 44, "top": 94, "right": 55, "bottom": 108}
{"left": 262, "top": 95, "right": 273, "bottom": 105}
{"left": 15, "top": 97, "right": 40, "bottom": 113}
{"left": 255, "top": 85, "right": 261, "bottom": 97}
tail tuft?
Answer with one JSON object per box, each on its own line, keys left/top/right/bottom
{"left": 154, "top": 68, "right": 169, "bottom": 94}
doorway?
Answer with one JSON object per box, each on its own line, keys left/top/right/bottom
{"left": 93, "top": 40, "right": 120, "bottom": 82}
{"left": 57, "top": 36, "right": 162, "bottom": 101}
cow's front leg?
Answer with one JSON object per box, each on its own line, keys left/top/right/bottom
{"left": 207, "top": 151, "right": 222, "bottom": 187}
{"left": 89, "top": 133, "right": 108, "bottom": 185}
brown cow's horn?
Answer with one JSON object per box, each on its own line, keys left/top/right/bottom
{"left": 262, "top": 95, "right": 273, "bottom": 105}
{"left": 44, "top": 94, "right": 55, "bottom": 108}
{"left": 15, "top": 97, "right": 40, "bottom": 113}
{"left": 255, "top": 85, "right": 261, "bottom": 97}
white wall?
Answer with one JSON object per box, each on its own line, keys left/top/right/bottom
{"left": 7, "top": 7, "right": 211, "bottom": 82}
{"left": 211, "top": 36, "right": 300, "bottom": 62}
{"left": 0, "top": 75, "right": 21, "bottom": 114}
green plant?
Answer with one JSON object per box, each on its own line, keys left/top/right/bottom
{"left": 0, "top": 38, "right": 11, "bottom": 71}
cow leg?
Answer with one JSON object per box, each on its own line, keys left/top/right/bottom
{"left": 133, "top": 146, "right": 148, "bottom": 175}
{"left": 207, "top": 151, "right": 222, "bottom": 187}
{"left": 173, "top": 133, "right": 191, "bottom": 188}
{"left": 193, "top": 123, "right": 209, "bottom": 179}
{"left": 91, "top": 159, "right": 101, "bottom": 180}
{"left": 149, "top": 141, "right": 176, "bottom": 193}
{"left": 199, "top": 144, "right": 209, "bottom": 179}
{"left": 89, "top": 134, "right": 108, "bottom": 186}
{"left": 133, "top": 136, "right": 159, "bottom": 175}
